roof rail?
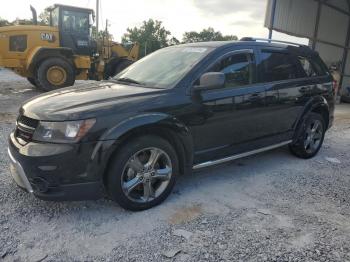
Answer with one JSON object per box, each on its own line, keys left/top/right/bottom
{"left": 240, "top": 37, "right": 307, "bottom": 47}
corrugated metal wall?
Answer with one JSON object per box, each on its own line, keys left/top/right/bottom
{"left": 265, "top": 0, "right": 350, "bottom": 91}
{"left": 265, "top": 0, "right": 318, "bottom": 38}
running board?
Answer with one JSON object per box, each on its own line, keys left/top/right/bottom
{"left": 193, "top": 140, "right": 292, "bottom": 170}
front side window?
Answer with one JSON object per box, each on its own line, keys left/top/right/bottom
{"left": 208, "top": 52, "right": 254, "bottom": 88}
{"left": 62, "top": 10, "right": 89, "bottom": 34}
{"left": 259, "top": 51, "right": 301, "bottom": 82}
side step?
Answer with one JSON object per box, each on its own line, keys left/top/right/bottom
{"left": 193, "top": 140, "right": 292, "bottom": 170}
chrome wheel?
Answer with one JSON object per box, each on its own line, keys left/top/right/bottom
{"left": 121, "top": 147, "right": 173, "bottom": 203}
{"left": 304, "top": 119, "right": 323, "bottom": 154}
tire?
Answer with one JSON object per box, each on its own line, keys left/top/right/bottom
{"left": 35, "top": 57, "right": 75, "bottom": 92}
{"left": 289, "top": 112, "right": 326, "bottom": 159}
{"left": 27, "top": 77, "right": 37, "bottom": 87}
{"left": 106, "top": 135, "right": 178, "bottom": 211}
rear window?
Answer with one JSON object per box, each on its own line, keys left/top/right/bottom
{"left": 259, "top": 51, "right": 302, "bottom": 82}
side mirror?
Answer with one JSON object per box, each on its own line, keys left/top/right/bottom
{"left": 194, "top": 72, "right": 225, "bottom": 91}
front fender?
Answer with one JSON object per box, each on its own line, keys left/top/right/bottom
{"left": 90, "top": 113, "right": 194, "bottom": 179}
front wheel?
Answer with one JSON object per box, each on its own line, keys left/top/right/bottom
{"left": 289, "top": 112, "right": 326, "bottom": 159}
{"left": 107, "top": 135, "right": 178, "bottom": 211}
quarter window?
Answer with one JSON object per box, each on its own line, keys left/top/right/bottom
{"left": 298, "top": 57, "right": 317, "bottom": 77}
{"left": 260, "top": 51, "right": 301, "bottom": 82}
{"left": 209, "top": 53, "right": 254, "bottom": 88}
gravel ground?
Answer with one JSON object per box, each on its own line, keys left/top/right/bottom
{"left": 1, "top": 69, "right": 350, "bottom": 261}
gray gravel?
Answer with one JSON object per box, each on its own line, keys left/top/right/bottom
{"left": 1, "top": 69, "right": 350, "bottom": 261}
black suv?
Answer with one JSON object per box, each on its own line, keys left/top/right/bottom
{"left": 8, "top": 38, "right": 334, "bottom": 210}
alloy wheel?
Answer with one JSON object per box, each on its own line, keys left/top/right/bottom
{"left": 121, "top": 147, "right": 173, "bottom": 203}
{"left": 304, "top": 119, "right": 323, "bottom": 154}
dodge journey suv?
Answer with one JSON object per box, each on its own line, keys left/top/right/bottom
{"left": 8, "top": 38, "right": 334, "bottom": 210}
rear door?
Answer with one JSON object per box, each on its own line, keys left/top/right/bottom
{"left": 256, "top": 48, "right": 313, "bottom": 139}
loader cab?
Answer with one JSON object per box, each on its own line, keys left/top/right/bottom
{"left": 48, "top": 4, "right": 95, "bottom": 56}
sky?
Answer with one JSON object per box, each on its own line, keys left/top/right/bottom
{"left": 0, "top": 0, "right": 308, "bottom": 44}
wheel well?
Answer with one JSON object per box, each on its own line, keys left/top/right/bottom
{"left": 312, "top": 106, "right": 329, "bottom": 128}
{"left": 29, "top": 49, "right": 74, "bottom": 76}
{"left": 102, "top": 125, "right": 189, "bottom": 188}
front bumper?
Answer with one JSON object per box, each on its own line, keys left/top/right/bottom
{"left": 8, "top": 132, "right": 105, "bottom": 201}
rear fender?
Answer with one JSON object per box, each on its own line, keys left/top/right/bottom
{"left": 293, "top": 95, "right": 329, "bottom": 142}
{"left": 27, "top": 47, "right": 74, "bottom": 75}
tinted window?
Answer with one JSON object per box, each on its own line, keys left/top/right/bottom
{"left": 62, "top": 10, "right": 89, "bottom": 34}
{"left": 260, "top": 51, "right": 301, "bottom": 82}
{"left": 209, "top": 53, "right": 254, "bottom": 88}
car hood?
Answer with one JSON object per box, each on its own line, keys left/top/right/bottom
{"left": 21, "top": 82, "right": 166, "bottom": 121}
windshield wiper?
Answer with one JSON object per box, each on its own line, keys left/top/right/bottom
{"left": 115, "top": 77, "right": 144, "bottom": 86}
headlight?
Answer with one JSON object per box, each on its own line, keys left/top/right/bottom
{"left": 33, "top": 119, "right": 96, "bottom": 143}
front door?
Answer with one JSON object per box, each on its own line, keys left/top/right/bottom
{"left": 190, "top": 48, "right": 271, "bottom": 163}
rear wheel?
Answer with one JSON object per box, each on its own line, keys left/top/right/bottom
{"left": 107, "top": 135, "right": 178, "bottom": 211}
{"left": 35, "top": 57, "right": 75, "bottom": 91}
{"left": 289, "top": 112, "right": 326, "bottom": 159}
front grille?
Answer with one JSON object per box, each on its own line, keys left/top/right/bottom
{"left": 17, "top": 115, "right": 39, "bottom": 129}
{"left": 15, "top": 115, "right": 39, "bottom": 143}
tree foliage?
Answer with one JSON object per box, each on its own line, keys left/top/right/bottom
{"left": 0, "top": 17, "right": 11, "bottom": 27}
{"left": 182, "top": 27, "right": 238, "bottom": 43}
{"left": 38, "top": 8, "right": 50, "bottom": 25}
{"left": 122, "top": 19, "right": 171, "bottom": 57}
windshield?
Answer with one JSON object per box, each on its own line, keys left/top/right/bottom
{"left": 114, "top": 46, "right": 212, "bottom": 88}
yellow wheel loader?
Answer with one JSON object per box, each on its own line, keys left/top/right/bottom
{"left": 0, "top": 4, "right": 139, "bottom": 91}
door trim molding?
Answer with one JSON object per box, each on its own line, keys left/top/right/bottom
{"left": 193, "top": 140, "right": 292, "bottom": 170}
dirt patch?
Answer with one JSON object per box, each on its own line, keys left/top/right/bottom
{"left": 168, "top": 204, "right": 203, "bottom": 224}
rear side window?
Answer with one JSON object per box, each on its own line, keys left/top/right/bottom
{"left": 259, "top": 51, "right": 301, "bottom": 82}
{"left": 209, "top": 52, "right": 254, "bottom": 88}
{"left": 298, "top": 56, "right": 328, "bottom": 77}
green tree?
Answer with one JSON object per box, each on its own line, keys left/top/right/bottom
{"left": 183, "top": 27, "right": 238, "bottom": 43}
{"left": 38, "top": 8, "right": 50, "bottom": 25}
{"left": 168, "top": 36, "right": 180, "bottom": 46}
{"left": 122, "top": 19, "right": 171, "bottom": 57}
{"left": 0, "top": 17, "right": 12, "bottom": 27}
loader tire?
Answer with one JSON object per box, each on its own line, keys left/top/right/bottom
{"left": 36, "top": 57, "right": 75, "bottom": 92}
{"left": 27, "top": 77, "right": 37, "bottom": 87}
